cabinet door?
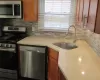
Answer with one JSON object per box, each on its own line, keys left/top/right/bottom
{"left": 94, "top": 0, "right": 100, "bottom": 34}
{"left": 83, "top": 0, "right": 90, "bottom": 26}
{"left": 49, "top": 48, "right": 58, "bottom": 61}
{"left": 76, "top": 0, "right": 80, "bottom": 25}
{"left": 79, "top": 0, "right": 84, "bottom": 25}
{"left": 23, "top": 0, "right": 38, "bottom": 21}
{"left": 58, "top": 69, "right": 66, "bottom": 80}
{"left": 87, "top": 0, "right": 98, "bottom": 31}
{"left": 48, "top": 57, "right": 59, "bottom": 80}
{"left": 83, "top": 0, "right": 90, "bottom": 16}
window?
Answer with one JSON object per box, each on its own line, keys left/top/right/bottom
{"left": 38, "top": 0, "right": 76, "bottom": 32}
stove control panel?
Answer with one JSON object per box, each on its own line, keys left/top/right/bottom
{"left": 3, "top": 26, "right": 26, "bottom": 32}
{"left": 0, "top": 43, "right": 16, "bottom": 52}
{"left": 0, "top": 43, "right": 15, "bottom": 48}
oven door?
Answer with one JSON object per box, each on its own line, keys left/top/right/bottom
{"left": 0, "top": 50, "right": 17, "bottom": 70}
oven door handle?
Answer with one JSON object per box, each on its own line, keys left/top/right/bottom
{"left": 12, "top": 4, "right": 15, "bottom": 16}
{"left": 0, "top": 48, "right": 15, "bottom": 52}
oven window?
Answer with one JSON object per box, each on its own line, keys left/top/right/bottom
{"left": 0, "top": 5, "right": 13, "bottom": 15}
{"left": 0, "top": 51, "right": 17, "bottom": 70}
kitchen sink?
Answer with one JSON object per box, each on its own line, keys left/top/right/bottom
{"left": 53, "top": 42, "right": 78, "bottom": 50}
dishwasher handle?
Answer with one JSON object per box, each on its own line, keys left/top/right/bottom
{"left": 26, "top": 49, "right": 41, "bottom": 53}
{"left": 19, "top": 46, "right": 46, "bottom": 53}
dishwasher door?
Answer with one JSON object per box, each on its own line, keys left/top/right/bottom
{"left": 19, "top": 46, "right": 46, "bottom": 80}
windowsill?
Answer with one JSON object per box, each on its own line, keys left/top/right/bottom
{"left": 37, "top": 28, "right": 69, "bottom": 33}
{"left": 38, "top": 22, "right": 70, "bottom": 32}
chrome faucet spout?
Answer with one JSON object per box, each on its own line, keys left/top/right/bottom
{"left": 66, "top": 25, "right": 77, "bottom": 43}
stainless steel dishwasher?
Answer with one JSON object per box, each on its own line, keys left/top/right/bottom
{"left": 19, "top": 45, "right": 47, "bottom": 80}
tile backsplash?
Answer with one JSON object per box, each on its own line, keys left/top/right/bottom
{"left": 85, "top": 29, "right": 100, "bottom": 56}
{"left": 1, "top": 19, "right": 37, "bottom": 35}
{"left": 2, "top": 18, "right": 100, "bottom": 56}
{"left": 3, "top": 19, "right": 84, "bottom": 38}
{"left": 76, "top": 26, "right": 100, "bottom": 56}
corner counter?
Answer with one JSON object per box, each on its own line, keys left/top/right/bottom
{"left": 18, "top": 36, "right": 100, "bottom": 80}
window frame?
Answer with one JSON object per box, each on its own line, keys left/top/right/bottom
{"left": 38, "top": 0, "right": 76, "bottom": 32}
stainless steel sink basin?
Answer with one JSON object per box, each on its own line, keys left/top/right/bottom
{"left": 53, "top": 42, "right": 78, "bottom": 50}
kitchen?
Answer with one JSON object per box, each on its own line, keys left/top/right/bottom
{"left": 0, "top": 0, "right": 100, "bottom": 80}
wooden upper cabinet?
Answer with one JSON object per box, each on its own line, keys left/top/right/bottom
{"left": 76, "top": 0, "right": 80, "bottom": 24}
{"left": 94, "top": 0, "right": 100, "bottom": 33}
{"left": 83, "top": 0, "right": 90, "bottom": 16}
{"left": 22, "top": 0, "right": 38, "bottom": 21}
{"left": 79, "top": 0, "right": 84, "bottom": 25}
{"left": 87, "top": 0, "right": 98, "bottom": 31}
{"left": 76, "top": 0, "right": 100, "bottom": 34}
{"left": 82, "top": 0, "right": 90, "bottom": 27}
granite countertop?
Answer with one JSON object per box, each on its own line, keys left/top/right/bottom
{"left": 17, "top": 36, "right": 100, "bottom": 80}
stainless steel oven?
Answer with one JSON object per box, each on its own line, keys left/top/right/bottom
{"left": 0, "top": 43, "right": 17, "bottom": 79}
{"left": 0, "top": 26, "right": 27, "bottom": 80}
{"left": 0, "top": 1, "right": 22, "bottom": 18}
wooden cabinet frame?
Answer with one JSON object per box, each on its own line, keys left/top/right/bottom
{"left": 22, "top": 0, "right": 38, "bottom": 21}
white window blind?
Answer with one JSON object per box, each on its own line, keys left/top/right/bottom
{"left": 38, "top": 0, "right": 76, "bottom": 31}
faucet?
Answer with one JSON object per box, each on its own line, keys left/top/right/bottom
{"left": 66, "top": 25, "right": 77, "bottom": 43}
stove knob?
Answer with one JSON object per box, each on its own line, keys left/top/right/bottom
{"left": 2, "top": 44, "right": 5, "bottom": 47}
{"left": 0, "top": 44, "right": 3, "bottom": 47}
{"left": 8, "top": 44, "right": 11, "bottom": 48}
{"left": 10, "top": 45, "right": 12, "bottom": 48}
{"left": 6, "top": 44, "right": 9, "bottom": 48}
{"left": 0, "top": 43, "right": 1, "bottom": 47}
{"left": 4, "top": 44, "right": 7, "bottom": 47}
{"left": 12, "top": 44, "right": 15, "bottom": 48}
